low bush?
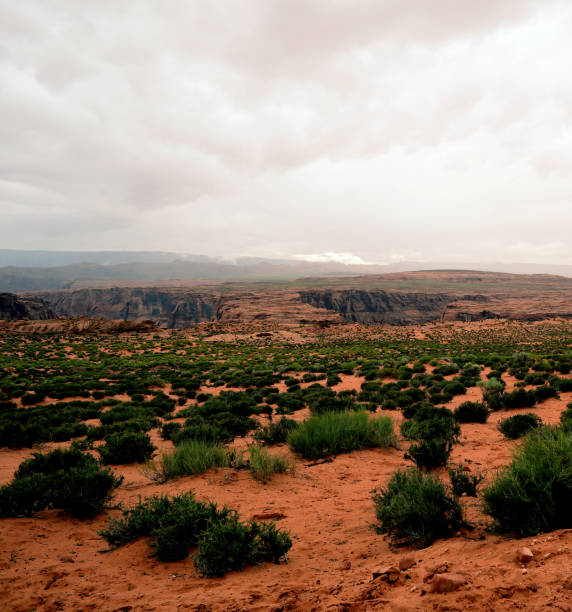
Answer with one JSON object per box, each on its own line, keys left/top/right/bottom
{"left": 454, "top": 401, "right": 489, "bottom": 424}
{"left": 100, "top": 493, "right": 291, "bottom": 575}
{"left": 448, "top": 464, "right": 483, "bottom": 497}
{"left": 195, "top": 517, "right": 292, "bottom": 577}
{"left": 373, "top": 469, "right": 463, "bottom": 548}
{"left": 501, "top": 388, "right": 536, "bottom": 409}
{"left": 98, "top": 431, "right": 156, "bottom": 464}
{"left": 150, "top": 439, "right": 228, "bottom": 481}
{"left": 483, "top": 426, "right": 572, "bottom": 536}
{"left": 402, "top": 406, "right": 460, "bottom": 470}
{"left": 498, "top": 413, "right": 542, "bottom": 439}
{"left": 560, "top": 403, "right": 572, "bottom": 426}
{"left": 287, "top": 411, "right": 396, "bottom": 460}
{"left": 478, "top": 378, "right": 505, "bottom": 411}
{"left": 0, "top": 448, "right": 121, "bottom": 518}
{"left": 248, "top": 445, "right": 292, "bottom": 484}
{"left": 407, "top": 439, "right": 454, "bottom": 471}
{"left": 533, "top": 385, "right": 558, "bottom": 403}
{"left": 160, "top": 421, "right": 182, "bottom": 440}
{"left": 254, "top": 417, "right": 298, "bottom": 445}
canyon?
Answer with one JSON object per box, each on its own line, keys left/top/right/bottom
{"left": 2, "top": 270, "right": 572, "bottom": 329}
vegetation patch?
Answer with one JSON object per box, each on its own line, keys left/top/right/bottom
{"left": 483, "top": 426, "right": 572, "bottom": 536}
{"left": 373, "top": 468, "right": 464, "bottom": 548}
{"left": 448, "top": 464, "right": 483, "bottom": 497}
{"left": 287, "top": 410, "right": 396, "bottom": 460}
{"left": 149, "top": 439, "right": 229, "bottom": 481}
{"left": 247, "top": 445, "right": 293, "bottom": 484}
{"left": 498, "top": 413, "right": 542, "bottom": 439}
{"left": 98, "top": 431, "right": 156, "bottom": 464}
{"left": 454, "top": 401, "right": 489, "bottom": 424}
{"left": 0, "top": 448, "right": 121, "bottom": 518}
{"left": 100, "top": 492, "right": 291, "bottom": 576}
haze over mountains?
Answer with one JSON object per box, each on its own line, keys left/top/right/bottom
{"left": 3, "top": 250, "right": 572, "bottom": 293}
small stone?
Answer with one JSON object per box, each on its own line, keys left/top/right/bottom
{"left": 522, "top": 568, "right": 528, "bottom": 575}
{"left": 517, "top": 547, "right": 533, "bottom": 564}
{"left": 339, "top": 560, "right": 351, "bottom": 571}
{"left": 431, "top": 573, "right": 467, "bottom": 593}
{"left": 398, "top": 555, "right": 416, "bottom": 571}
{"left": 372, "top": 566, "right": 401, "bottom": 583}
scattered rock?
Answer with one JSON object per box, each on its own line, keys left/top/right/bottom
{"left": 431, "top": 573, "right": 467, "bottom": 593}
{"left": 372, "top": 566, "right": 401, "bottom": 583}
{"left": 338, "top": 560, "right": 352, "bottom": 571}
{"left": 517, "top": 547, "right": 533, "bottom": 564}
{"left": 398, "top": 555, "right": 416, "bottom": 571}
{"left": 429, "top": 562, "right": 449, "bottom": 574}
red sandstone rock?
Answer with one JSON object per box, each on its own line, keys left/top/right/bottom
{"left": 431, "top": 573, "right": 467, "bottom": 593}
{"left": 372, "top": 566, "right": 401, "bottom": 583}
{"left": 517, "top": 547, "right": 534, "bottom": 564}
{"left": 398, "top": 555, "right": 416, "bottom": 571}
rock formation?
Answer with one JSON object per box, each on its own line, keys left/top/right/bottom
{"left": 0, "top": 292, "right": 55, "bottom": 320}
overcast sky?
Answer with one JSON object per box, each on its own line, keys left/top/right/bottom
{"left": 1, "top": 1, "right": 571, "bottom": 265}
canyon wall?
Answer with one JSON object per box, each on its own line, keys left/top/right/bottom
{"left": 0, "top": 293, "right": 56, "bottom": 320}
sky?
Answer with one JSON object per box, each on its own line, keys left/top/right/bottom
{"left": 1, "top": 0, "right": 572, "bottom": 265}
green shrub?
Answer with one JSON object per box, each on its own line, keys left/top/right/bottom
{"left": 533, "top": 385, "right": 558, "bottom": 403}
{"left": 0, "top": 448, "right": 121, "bottom": 518}
{"left": 498, "top": 413, "right": 542, "bottom": 439}
{"left": 100, "top": 493, "right": 291, "bottom": 576}
{"left": 51, "top": 466, "right": 122, "bottom": 519}
{"left": 478, "top": 378, "right": 505, "bottom": 411}
{"left": 195, "top": 518, "right": 291, "bottom": 577}
{"left": 160, "top": 421, "right": 182, "bottom": 440}
{"left": 254, "top": 417, "right": 298, "bottom": 445}
{"left": 454, "top": 401, "right": 489, "bottom": 424}
{"left": 401, "top": 406, "right": 459, "bottom": 470}
{"left": 448, "top": 464, "right": 483, "bottom": 497}
{"left": 443, "top": 380, "right": 466, "bottom": 396}
{"left": 248, "top": 445, "right": 292, "bottom": 484}
{"left": 560, "top": 403, "right": 572, "bottom": 426}
{"left": 373, "top": 469, "right": 463, "bottom": 548}
{"left": 483, "top": 426, "right": 572, "bottom": 536}
{"left": 98, "top": 431, "right": 156, "bottom": 464}
{"left": 524, "top": 372, "right": 548, "bottom": 386}
{"left": 501, "top": 388, "right": 536, "bottom": 409}
{"left": 407, "top": 439, "right": 454, "bottom": 471}
{"left": 14, "top": 447, "right": 96, "bottom": 479}
{"left": 150, "top": 439, "right": 228, "bottom": 481}
{"left": 287, "top": 411, "right": 396, "bottom": 460}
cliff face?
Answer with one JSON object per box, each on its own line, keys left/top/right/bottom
{"left": 0, "top": 293, "right": 56, "bottom": 320}
{"left": 34, "top": 287, "right": 345, "bottom": 329}
{"left": 30, "top": 283, "right": 572, "bottom": 329}
{"left": 298, "top": 289, "right": 459, "bottom": 324}
{"left": 36, "top": 288, "right": 221, "bottom": 329}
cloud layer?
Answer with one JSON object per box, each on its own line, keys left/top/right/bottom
{"left": 1, "top": 0, "right": 571, "bottom": 263}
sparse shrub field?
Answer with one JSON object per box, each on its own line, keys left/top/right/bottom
{"left": 1, "top": 318, "right": 572, "bottom": 608}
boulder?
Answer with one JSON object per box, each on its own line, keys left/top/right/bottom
{"left": 431, "top": 573, "right": 467, "bottom": 593}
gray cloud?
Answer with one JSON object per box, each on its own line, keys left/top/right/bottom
{"left": 1, "top": 0, "right": 571, "bottom": 263}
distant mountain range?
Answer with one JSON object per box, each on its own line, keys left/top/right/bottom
{"left": 2, "top": 249, "right": 572, "bottom": 293}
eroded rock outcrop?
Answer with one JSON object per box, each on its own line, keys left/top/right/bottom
{"left": 299, "top": 289, "right": 457, "bottom": 324}
{"left": 0, "top": 293, "right": 55, "bottom": 320}
{"left": 33, "top": 287, "right": 344, "bottom": 329}
{"left": 35, "top": 288, "right": 221, "bottom": 329}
